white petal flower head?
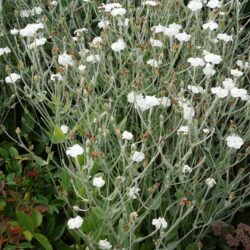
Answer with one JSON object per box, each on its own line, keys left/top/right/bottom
{"left": 182, "top": 165, "right": 192, "bottom": 174}
{"left": 132, "top": 151, "right": 145, "bottom": 162}
{"left": 226, "top": 134, "right": 244, "bottom": 149}
{"left": 158, "top": 97, "right": 171, "bottom": 107}
{"left": 183, "top": 105, "right": 195, "bottom": 120}
{"left": 122, "top": 131, "right": 133, "bottom": 140}
{"left": 187, "top": 0, "right": 203, "bottom": 11}
{"left": 19, "top": 23, "right": 44, "bottom": 37}
{"left": 152, "top": 217, "right": 168, "bottom": 230}
{"left": 202, "top": 20, "right": 219, "bottom": 31}
{"left": 236, "top": 60, "right": 249, "bottom": 70}
{"left": 222, "top": 78, "right": 235, "bottom": 90}
{"left": 98, "top": 20, "right": 110, "bottom": 29}
{"left": 187, "top": 57, "right": 205, "bottom": 67}
{"left": 50, "top": 73, "right": 63, "bottom": 81}
{"left": 20, "top": 10, "right": 30, "bottom": 18}
{"left": 5, "top": 73, "right": 21, "bottom": 84}
{"left": 78, "top": 65, "right": 86, "bottom": 72}
{"left": 163, "top": 23, "right": 182, "bottom": 37}
{"left": 230, "top": 69, "right": 244, "bottom": 78}
{"left": 0, "top": 47, "right": 11, "bottom": 56}
{"left": 147, "top": 59, "right": 160, "bottom": 68}
{"left": 111, "top": 39, "right": 126, "bottom": 52}
{"left": 177, "top": 126, "right": 189, "bottom": 135}
{"left": 67, "top": 215, "right": 83, "bottom": 229}
{"left": 203, "top": 63, "right": 216, "bottom": 77}
{"left": 205, "top": 178, "right": 216, "bottom": 188}
{"left": 51, "top": 1, "right": 58, "bottom": 6}
{"left": 207, "top": 0, "right": 221, "bottom": 9}
{"left": 149, "top": 38, "right": 163, "bottom": 47}
{"left": 91, "top": 37, "right": 103, "bottom": 48}
{"left": 187, "top": 85, "right": 204, "bottom": 94}
{"left": 66, "top": 144, "right": 84, "bottom": 157}
{"left": 86, "top": 54, "right": 101, "bottom": 63}
{"left": 98, "top": 239, "right": 112, "bottom": 250}
{"left": 211, "top": 87, "right": 229, "bottom": 98}
{"left": 204, "top": 53, "right": 222, "bottom": 64}
{"left": 142, "top": 1, "right": 159, "bottom": 6}
{"left": 216, "top": 33, "right": 233, "bottom": 43}
{"left": 10, "top": 28, "right": 19, "bottom": 35}
{"left": 60, "top": 125, "right": 69, "bottom": 134}
{"left": 31, "top": 7, "right": 43, "bottom": 15}
{"left": 230, "top": 88, "right": 248, "bottom": 101}
{"left": 127, "top": 91, "right": 136, "bottom": 103}
{"left": 58, "top": 52, "right": 74, "bottom": 67}
{"left": 28, "top": 37, "right": 47, "bottom": 49}
{"left": 151, "top": 24, "right": 166, "bottom": 34}
{"left": 110, "top": 7, "right": 127, "bottom": 16}
{"left": 99, "top": 3, "right": 122, "bottom": 12}
{"left": 128, "top": 186, "right": 140, "bottom": 199}
{"left": 93, "top": 177, "right": 105, "bottom": 188}
{"left": 175, "top": 32, "right": 191, "bottom": 42}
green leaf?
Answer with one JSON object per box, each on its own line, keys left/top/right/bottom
{"left": 21, "top": 112, "right": 35, "bottom": 134}
{"left": 31, "top": 210, "right": 43, "bottom": 228}
{"left": 49, "top": 224, "right": 65, "bottom": 241}
{"left": 185, "top": 243, "right": 199, "bottom": 250}
{"left": 0, "top": 148, "right": 9, "bottom": 159}
{"left": 16, "top": 211, "right": 35, "bottom": 231}
{"left": 34, "top": 233, "right": 53, "bottom": 250}
{"left": 23, "top": 230, "right": 33, "bottom": 242}
{"left": 18, "top": 242, "right": 34, "bottom": 249}
{"left": 51, "top": 126, "right": 65, "bottom": 144}
{"left": 149, "top": 195, "right": 162, "bottom": 210}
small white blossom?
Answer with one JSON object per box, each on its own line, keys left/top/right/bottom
{"left": 230, "top": 87, "right": 249, "bottom": 101}
{"left": 60, "top": 125, "right": 69, "bottom": 134}
{"left": 50, "top": 73, "right": 63, "bottom": 81}
{"left": 203, "top": 63, "right": 216, "bottom": 76}
{"left": 236, "top": 60, "right": 249, "bottom": 70}
{"left": 78, "top": 65, "right": 86, "bottom": 72}
{"left": 98, "top": 239, "right": 112, "bottom": 250}
{"left": 163, "top": 23, "right": 182, "bottom": 37}
{"left": 230, "top": 69, "right": 244, "bottom": 78}
{"left": 128, "top": 186, "right": 140, "bottom": 199}
{"left": 175, "top": 32, "right": 191, "bottom": 42}
{"left": 211, "top": 87, "right": 229, "bottom": 98}
{"left": 187, "top": 57, "right": 205, "bottom": 67}
{"left": 51, "top": 1, "right": 58, "bottom": 6}
{"left": 31, "top": 7, "right": 43, "bottom": 15}
{"left": 58, "top": 52, "right": 74, "bottom": 67}
{"left": 28, "top": 37, "right": 47, "bottom": 49}
{"left": 86, "top": 54, "right": 101, "bottom": 63}
{"left": 207, "top": 0, "right": 221, "bottom": 9}
{"left": 111, "top": 39, "right": 126, "bottom": 52}
{"left": 132, "top": 151, "right": 145, "bottom": 162}
{"left": 158, "top": 97, "right": 171, "bottom": 107}
{"left": 142, "top": 1, "right": 159, "bottom": 6}
{"left": 10, "top": 28, "right": 19, "bottom": 35}
{"left": 98, "top": 20, "right": 110, "bottom": 29}
{"left": 187, "top": 85, "right": 204, "bottom": 94}
{"left": 152, "top": 217, "right": 168, "bottom": 230}
{"left": 226, "top": 134, "right": 244, "bottom": 149}
{"left": 110, "top": 8, "right": 127, "bottom": 16}
{"left": 147, "top": 59, "right": 160, "bottom": 68}
{"left": 67, "top": 216, "right": 83, "bottom": 229}
{"left": 177, "top": 126, "right": 189, "bottom": 135}
{"left": 182, "top": 165, "right": 192, "bottom": 174}
{"left": 122, "top": 131, "right": 133, "bottom": 140}
{"left": 206, "top": 178, "right": 216, "bottom": 188}
{"left": 151, "top": 24, "right": 166, "bottom": 34}
{"left": 93, "top": 176, "right": 105, "bottom": 188}
{"left": 66, "top": 144, "right": 84, "bottom": 157}
{"left": 204, "top": 53, "right": 222, "bottom": 64}
{"left": 5, "top": 73, "right": 21, "bottom": 83}
{"left": 202, "top": 20, "right": 218, "bottom": 31}
{"left": 187, "top": 0, "right": 203, "bottom": 11}
{"left": 19, "top": 23, "right": 44, "bottom": 37}
{"left": 0, "top": 47, "right": 11, "bottom": 56}
{"left": 222, "top": 78, "right": 235, "bottom": 90}
{"left": 149, "top": 38, "right": 163, "bottom": 47}
{"left": 74, "top": 27, "right": 88, "bottom": 36}
{"left": 20, "top": 10, "right": 30, "bottom": 18}
{"left": 216, "top": 33, "right": 233, "bottom": 43}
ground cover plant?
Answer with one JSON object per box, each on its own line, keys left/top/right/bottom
{"left": 1, "top": 0, "right": 250, "bottom": 249}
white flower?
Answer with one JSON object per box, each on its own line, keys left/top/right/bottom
{"left": 182, "top": 165, "right": 192, "bottom": 174}
{"left": 211, "top": 87, "right": 229, "bottom": 98}
{"left": 93, "top": 176, "right": 105, "bottom": 188}
{"left": 127, "top": 91, "right": 136, "bottom": 103}
{"left": 152, "top": 217, "right": 168, "bottom": 230}
{"left": 31, "top": 7, "right": 43, "bottom": 15}
{"left": 236, "top": 60, "right": 249, "bottom": 70}
{"left": 99, "top": 3, "right": 122, "bottom": 12}
{"left": 122, "top": 131, "right": 133, "bottom": 140}
{"left": 187, "top": 85, "right": 204, "bottom": 94}
{"left": 5, "top": 73, "right": 21, "bottom": 83}
{"left": 207, "top": 0, "right": 221, "bottom": 9}
{"left": 187, "top": 0, "right": 203, "bottom": 11}
{"left": 132, "top": 151, "right": 145, "bottom": 162}
{"left": 205, "top": 178, "right": 216, "bottom": 188}
{"left": 19, "top": 23, "right": 44, "bottom": 37}
{"left": 50, "top": 73, "right": 63, "bottom": 81}
{"left": 204, "top": 53, "right": 222, "bottom": 64}
{"left": 222, "top": 78, "right": 235, "bottom": 90}
{"left": 187, "top": 57, "right": 205, "bottom": 67}
{"left": 183, "top": 105, "right": 195, "bottom": 120}
{"left": 0, "top": 47, "right": 11, "bottom": 56}
{"left": 177, "top": 126, "right": 189, "bottom": 135}
{"left": 203, "top": 63, "right": 216, "bottom": 76}
{"left": 226, "top": 134, "right": 244, "bottom": 149}
{"left": 74, "top": 27, "right": 88, "bottom": 36}
{"left": 158, "top": 97, "right": 171, "bottom": 107}
{"left": 67, "top": 216, "right": 83, "bottom": 229}
{"left": 20, "top": 10, "right": 30, "bottom": 18}
{"left": 175, "top": 32, "right": 191, "bottom": 42}
{"left": 51, "top": 1, "right": 58, "bottom": 6}
{"left": 66, "top": 144, "right": 84, "bottom": 157}
{"left": 163, "top": 23, "right": 182, "bottom": 37}
{"left": 128, "top": 186, "right": 140, "bottom": 199}
{"left": 111, "top": 39, "right": 126, "bottom": 52}
{"left": 216, "top": 33, "right": 233, "bottom": 43}
{"left": 202, "top": 20, "right": 218, "bottom": 31}
{"left": 203, "top": 128, "right": 210, "bottom": 133}
{"left": 78, "top": 65, "right": 86, "bottom": 72}
{"left": 149, "top": 38, "right": 163, "bottom": 47}
{"left": 147, "top": 59, "right": 160, "bottom": 68}
{"left": 58, "top": 52, "right": 74, "bottom": 67}
{"left": 86, "top": 54, "right": 101, "bottom": 63}
{"left": 110, "top": 7, "right": 127, "bottom": 16}
{"left": 98, "top": 239, "right": 112, "bottom": 250}
{"left": 90, "top": 37, "right": 103, "bottom": 48}
{"left": 28, "top": 37, "right": 47, "bottom": 49}
{"left": 230, "top": 87, "right": 249, "bottom": 101}
{"left": 117, "top": 18, "right": 129, "bottom": 27}
{"left": 230, "top": 69, "right": 244, "bottom": 78}
{"left": 10, "top": 28, "right": 19, "bottom": 35}
{"left": 151, "top": 24, "right": 166, "bottom": 34}
{"left": 142, "top": 1, "right": 159, "bottom": 6}
{"left": 98, "top": 20, "right": 110, "bottom": 29}
{"left": 60, "top": 125, "right": 69, "bottom": 134}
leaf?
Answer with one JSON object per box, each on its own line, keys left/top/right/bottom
{"left": 21, "top": 112, "right": 35, "bottom": 134}
{"left": 49, "top": 224, "right": 65, "bottom": 241}
{"left": 149, "top": 195, "right": 162, "bottom": 210}
{"left": 0, "top": 148, "right": 9, "bottom": 159}
{"left": 16, "top": 211, "right": 35, "bottom": 231}
{"left": 34, "top": 233, "right": 53, "bottom": 250}
{"left": 23, "top": 230, "right": 33, "bottom": 242}
{"left": 51, "top": 126, "right": 65, "bottom": 144}
{"left": 31, "top": 210, "right": 43, "bottom": 228}
{"left": 185, "top": 243, "right": 199, "bottom": 250}
{"left": 18, "top": 242, "right": 34, "bottom": 249}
